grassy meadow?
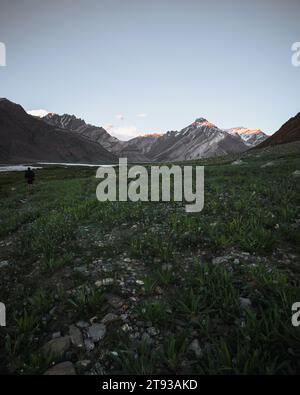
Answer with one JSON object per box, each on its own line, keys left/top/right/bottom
{"left": 0, "top": 145, "right": 300, "bottom": 374}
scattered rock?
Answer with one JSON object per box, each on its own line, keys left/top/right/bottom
{"left": 51, "top": 332, "right": 61, "bottom": 339}
{"left": 239, "top": 297, "right": 252, "bottom": 309}
{"left": 90, "top": 362, "right": 106, "bottom": 375}
{"left": 212, "top": 256, "right": 228, "bottom": 265}
{"left": 120, "top": 313, "right": 128, "bottom": 321}
{"left": 121, "top": 323, "right": 132, "bottom": 333}
{"left": 141, "top": 332, "right": 153, "bottom": 344}
{"left": 188, "top": 339, "right": 203, "bottom": 358}
{"left": 241, "top": 251, "right": 250, "bottom": 256}
{"left": 42, "top": 336, "right": 70, "bottom": 358}
{"left": 101, "top": 313, "right": 119, "bottom": 325}
{"left": 292, "top": 170, "right": 300, "bottom": 177}
{"left": 44, "top": 361, "right": 76, "bottom": 375}
{"left": 73, "top": 266, "right": 88, "bottom": 275}
{"left": 69, "top": 325, "right": 84, "bottom": 348}
{"left": 74, "top": 257, "right": 82, "bottom": 265}
{"left": 136, "top": 280, "right": 144, "bottom": 285}
{"left": 75, "top": 360, "right": 91, "bottom": 370}
{"left": 155, "top": 286, "right": 163, "bottom": 295}
{"left": 76, "top": 321, "right": 89, "bottom": 329}
{"left": 89, "top": 316, "right": 98, "bottom": 324}
{"left": 106, "top": 294, "right": 124, "bottom": 309}
{"left": 95, "top": 278, "right": 114, "bottom": 287}
{"left": 84, "top": 338, "right": 95, "bottom": 352}
{"left": 232, "top": 159, "right": 243, "bottom": 165}
{"left": 88, "top": 323, "right": 106, "bottom": 342}
{"left": 0, "top": 260, "right": 10, "bottom": 269}
{"left": 261, "top": 161, "right": 275, "bottom": 168}
{"left": 147, "top": 327, "right": 160, "bottom": 336}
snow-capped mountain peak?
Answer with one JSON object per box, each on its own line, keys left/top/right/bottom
{"left": 226, "top": 127, "right": 268, "bottom": 146}
{"left": 193, "top": 118, "right": 216, "bottom": 128}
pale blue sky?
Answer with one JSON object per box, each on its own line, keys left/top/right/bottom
{"left": 0, "top": 0, "right": 299, "bottom": 139}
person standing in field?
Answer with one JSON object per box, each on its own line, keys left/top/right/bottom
{"left": 24, "top": 167, "right": 35, "bottom": 192}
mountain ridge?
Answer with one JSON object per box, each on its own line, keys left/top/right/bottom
{"left": 43, "top": 113, "right": 149, "bottom": 162}
{"left": 2, "top": 98, "right": 290, "bottom": 165}
{"left": 0, "top": 99, "right": 117, "bottom": 164}
{"left": 256, "top": 112, "right": 300, "bottom": 149}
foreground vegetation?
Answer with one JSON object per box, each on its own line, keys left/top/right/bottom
{"left": 0, "top": 145, "right": 300, "bottom": 374}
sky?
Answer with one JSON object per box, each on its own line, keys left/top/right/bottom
{"left": 0, "top": 0, "right": 300, "bottom": 140}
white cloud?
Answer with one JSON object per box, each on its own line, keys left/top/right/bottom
{"left": 27, "top": 109, "right": 49, "bottom": 118}
{"left": 109, "top": 126, "right": 140, "bottom": 141}
{"left": 103, "top": 123, "right": 114, "bottom": 131}
{"left": 115, "top": 113, "right": 124, "bottom": 121}
{"left": 136, "top": 113, "right": 147, "bottom": 118}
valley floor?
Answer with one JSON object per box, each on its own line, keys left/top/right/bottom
{"left": 0, "top": 147, "right": 300, "bottom": 374}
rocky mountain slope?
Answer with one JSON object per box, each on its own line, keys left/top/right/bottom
{"left": 143, "top": 118, "right": 248, "bottom": 162}
{"left": 43, "top": 114, "right": 257, "bottom": 162}
{"left": 43, "top": 113, "right": 149, "bottom": 162}
{"left": 256, "top": 112, "right": 300, "bottom": 149}
{"left": 127, "top": 134, "right": 161, "bottom": 155}
{"left": 0, "top": 99, "right": 117, "bottom": 164}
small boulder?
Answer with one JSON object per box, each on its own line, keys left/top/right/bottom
{"left": 239, "top": 297, "right": 252, "bottom": 309}
{"left": 84, "top": 338, "right": 95, "bottom": 352}
{"left": 76, "top": 320, "right": 89, "bottom": 329}
{"left": 261, "top": 161, "right": 275, "bottom": 168}
{"left": 212, "top": 256, "right": 228, "bottom": 265}
{"left": 101, "top": 313, "right": 119, "bottom": 325}
{"left": 51, "top": 332, "right": 61, "bottom": 339}
{"left": 42, "top": 336, "right": 70, "bottom": 358}
{"left": 188, "top": 339, "right": 203, "bottom": 358}
{"left": 292, "top": 170, "right": 300, "bottom": 177}
{"left": 0, "top": 260, "right": 10, "bottom": 269}
{"left": 147, "top": 327, "right": 160, "bottom": 336}
{"left": 95, "top": 278, "right": 114, "bottom": 287}
{"left": 232, "top": 159, "right": 243, "bottom": 165}
{"left": 69, "top": 325, "right": 84, "bottom": 348}
{"left": 106, "top": 294, "right": 124, "bottom": 309}
{"left": 75, "top": 360, "right": 92, "bottom": 370}
{"left": 88, "top": 323, "right": 106, "bottom": 342}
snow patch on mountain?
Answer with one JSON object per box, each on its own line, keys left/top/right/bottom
{"left": 27, "top": 109, "right": 50, "bottom": 118}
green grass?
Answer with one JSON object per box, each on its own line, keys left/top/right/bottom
{"left": 136, "top": 300, "right": 170, "bottom": 327}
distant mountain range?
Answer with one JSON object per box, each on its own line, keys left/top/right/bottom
{"left": 42, "top": 114, "right": 262, "bottom": 162}
{"left": 43, "top": 113, "right": 149, "bottom": 162}
{"left": 1, "top": 98, "right": 299, "bottom": 165}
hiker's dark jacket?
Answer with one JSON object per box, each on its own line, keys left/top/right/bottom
{"left": 25, "top": 169, "right": 35, "bottom": 184}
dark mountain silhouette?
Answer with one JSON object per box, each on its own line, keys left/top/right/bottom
{"left": 0, "top": 99, "right": 117, "bottom": 164}
{"left": 256, "top": 112, "right": 300, "bottom": 149}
